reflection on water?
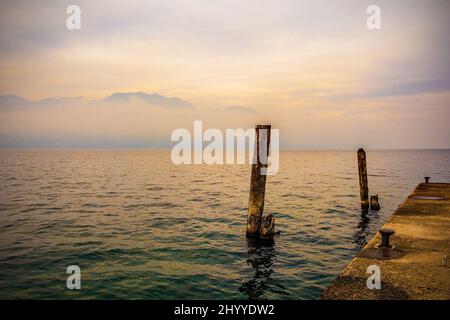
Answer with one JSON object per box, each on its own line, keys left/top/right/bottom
{"left": 352, "top": 210, "right": 382, "bottom": 250}
{"left": 353, "top": 211, "right": 371, "bottom": 250}
{"left": 239, "top": 237, "right": 280, "bottom": 299}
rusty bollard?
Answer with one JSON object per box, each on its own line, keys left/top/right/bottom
{"left": 379, "top": 228, "right": 395, "bottom": 247}
{"left": 425, "top": 177, "right": 430, "bottom": 183}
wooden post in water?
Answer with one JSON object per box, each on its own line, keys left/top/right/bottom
{"left": 246, "top": 125, "right": 271, "bottom": 237}
{"left": 370, "top": 194, "right": 380, "bottom": 211}
{"left": 357, "top": 148, "right": 369, "bottom": 211}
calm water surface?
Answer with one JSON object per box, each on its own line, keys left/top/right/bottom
{"left": 0, "top": 150, "right": 449, "bottom": 299}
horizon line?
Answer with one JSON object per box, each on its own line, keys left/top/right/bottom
{"left": 1, "top": 147, "right": 449, "bottom": 152}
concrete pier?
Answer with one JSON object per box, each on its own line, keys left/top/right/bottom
{"left": 322, "top": 182, "right": 450, "bottom": 300}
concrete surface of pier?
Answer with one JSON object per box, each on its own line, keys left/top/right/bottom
{"left": 322, "top": 183, "right": 450, "bottom": 300}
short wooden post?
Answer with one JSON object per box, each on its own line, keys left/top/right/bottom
{"left": 357, "top": 148, "right": 369, "bottom": 211}
{"left": 246, "top": 125, "right": 271, "bottom": 237}
{"left": 370, "top": 194, "right": 380, "bottom": 210}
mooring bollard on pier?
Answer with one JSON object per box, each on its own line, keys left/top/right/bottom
{"left": 379, "top": 228, "right": 395, "bottom": 247}
{"left": 246, "top": 125, "right": 273, "bottom": 238}
{"left": 357, "top": 148, "right": 370, "bottom": 211}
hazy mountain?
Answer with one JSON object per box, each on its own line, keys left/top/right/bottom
{"left": 0, "top": 92, "right": 195, "bottom": 109}
{"left": 0, "top": 95, "right": 29, "bottom": 107}
{"left": 35, "top": 96, "right": 84, "bottom": 106}
{"left": 102, "top": 92, "right": 195, "bottom": 109}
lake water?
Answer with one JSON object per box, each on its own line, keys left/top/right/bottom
{"left": 0, "top": 149, "right": 449, "bottom": 299}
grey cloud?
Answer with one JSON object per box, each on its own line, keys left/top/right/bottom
{"left": 221, "top": 106, "right": 257, "bottom": 114}
{"left": 328, "top": 77, "right": 450, "bottom": 102}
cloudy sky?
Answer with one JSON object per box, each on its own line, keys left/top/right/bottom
{"left": 0, "top": 0, "right": 449, "bottom": 149}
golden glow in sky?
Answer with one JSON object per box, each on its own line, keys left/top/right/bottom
{"left": 0, "top": 0, "right": 449, "bottom": 148}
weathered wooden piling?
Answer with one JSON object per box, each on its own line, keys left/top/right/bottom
{"left": 357, "top": 148, "right": 369, "bottom": 210}
{"left": 246, "top": 125, "right": 271, "bottom": 237}
{"left": 259, "top": 214, "right": 275, "bottom": 239}
{"left": 370, "top": 194, "right": 380, "bottom": 211}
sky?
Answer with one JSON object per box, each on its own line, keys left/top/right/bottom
{"left": 0, "top": 0, "right": 449, "bottom": 149}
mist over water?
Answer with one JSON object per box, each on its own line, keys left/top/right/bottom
{"left": 0, "top": 149, "right": 449, "bottom": 299}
